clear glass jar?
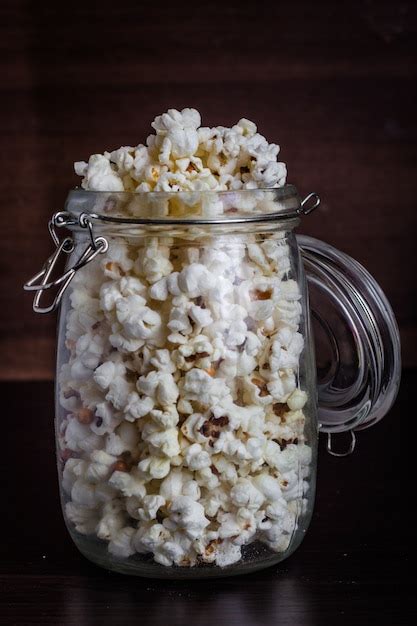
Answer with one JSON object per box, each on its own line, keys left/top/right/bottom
{"left": 25, "top": 186, "right": 401, "bottom": 578}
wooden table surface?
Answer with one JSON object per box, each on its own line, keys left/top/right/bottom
{"left": 1, "top": 373, "right": 414, "bottom": 626}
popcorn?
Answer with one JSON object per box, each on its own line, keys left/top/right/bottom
{"left": 138, "top": 495, "right": 166, "bottom": 521}
{"left": 137, "top": 371, "right": 179, "bottom": 407}
{"left": 184, "top": 443, "right": 211, "bottom": 471}
{"left": 177, "top": 263, "right": 216, "bottom": 298}
{"left": 61, "top": 109, "right": 311, "bottom": 571}
{"left": 108, "top": 527, "right": 136, "bottom": 558}
{"left": 214, "top": 541, "right": 242, "bottom": 567}
{"left": 65, "top": 501, "right": 100, "bottom": 535}
{"left": 230, "top": 478, "right": 265, "bottom": 511}
{"left": 109, "top": 469, "right": 146, "bottom": 498}
{"left": 138, "top": 456, "right": 171, "bottom": 479}
{"left": 167, "top": 496, "right": 209, "bottom": 539}
{"left": 94, "top": 361, "right": 119, "bottom": 390}
{"left": 105, "top": 422, "right": 140, "bottom": 456}
{"left": 71, "top": 333, "right": 107, "bottom": 381}
{"left": 253, "top": 473, "right": 283, "bottom": 502}
{"left": 124, "top": 391, "right": 154, "bottom": 421}
{"left": 133, "top": 522, "right": 171, "bottom": 554}
{"left": 85, "top": 450, "right": 117, "bottom": 483}
{"left": 287, "top": 388, "right": 308, "bottom": 411}
{"left": 134, "top": 241, "right": 173, "bottom": 284}
{"left": 182, "top": 368, "right": 231, "bottom": 407}
{"left": 64, "top": 418, "right": 103, "bottom": 454}
{"left": 143, "top": 424, "right": 180, "bottom": 458}
{"left": 96, "top": 500, "right": 127, "bottom": 540}
{"left": 115, "top": 295, "right": 162, "bottom": 340}
{"left": 75, "top": 154, "right": 124, "bottom": 192}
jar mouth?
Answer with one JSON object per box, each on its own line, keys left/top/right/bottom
{"left": 64, "top": 184, "right": 307, "bottom": 225}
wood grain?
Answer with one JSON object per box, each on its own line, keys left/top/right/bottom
{"left": 1, "top": 0, "right": 416, "bottom": 378}
{"left": 1, "top": 374, "right": 414, "bottom": 625}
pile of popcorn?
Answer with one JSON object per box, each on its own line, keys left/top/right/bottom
{"left": 74, "top": 108, "right": 287, "bottom": 194}
{"left": 59, "top": 109, "right": 311, "bottom": 569}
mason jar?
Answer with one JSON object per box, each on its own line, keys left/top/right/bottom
{"left": 24, "top": 186, "right": 401, "bottom": 578}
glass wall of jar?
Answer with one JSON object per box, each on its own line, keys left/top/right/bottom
{"left": 53, "top": 187, "right": 318, "bottom": 578}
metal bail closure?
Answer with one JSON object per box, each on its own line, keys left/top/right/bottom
{"left": 298, "top": 235, "right": 401, "bottom": 457}
{"left": 301, "top": 192, "right": 320, "bottom": 215}
{"left": 24, "top": 212, "right": 108, "bottom": 314}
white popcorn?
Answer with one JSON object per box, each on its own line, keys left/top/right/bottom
{"left": 138, "top": 456, "right": 171, "bottom": 479}
{"left": 133, "top": 522, "right": 171, "bottom": 554}
{"left": 143, "top": 425, "right": 180, "bottom": 458}
{"left": 124, "top": 391, "right": 154, "bottom": 421}
{"left": 62, "top": 458, "right": 87, "bottom": 494}
{"left": 115, "top": 295, "right": 162, "bottom": 340}
{"left": 65, "top": 501, "right": 100, "bottom": 535}
{"left": 160, "top": 468, "right": 185, "bottom": 501}
{"left": 71, "top": 477, "right": 100, "bottom": 508}
{"left": 135, "top": 242, "right": 173, "bottom": 284}
{"left": 149, "top": 277, "right": 168, "bottom": 301}
{"left": 85, "top": 450, "right": 116, "bottom": 483}
{"left": 138, "top": 495, "right": 166, "bottom": 521}
{"left": 108, "top": 527, "right": 136, "bottom": 558}
{"left": 177, "top": 263, "right": 216, "bottom": 298}
{"left": 96, "top": 500, "right": 127, "bottom": 540}
{"left": 253, "top": 473, "right": 283, "bottom": 502}
{"left": 75, "top": 109, "right": 288, "bottom": 197}
{"left": 75, "top": 154, "right": 124, "bottom": 192}
{"left": 195, "top": 466, "right": 220, "bottom": 491}
{"left": 182, "top": 480, "right": 201, "bottom": 501}
{"left": 137, "top": 371, "right": 179, "bottom": 407}
{"left": 150, "top": 349, "right": 176, "bottom": 373}
{"left": 62, "top": 109, "right": 312, "bottom": 571}
{"left": 94, "top": 361, "right": 117, "bottom": 390}
{"left": 71, "top": 333, "right": 107, "bottom": 381}
{"left": 184, "top": 443, "right": 211, "bottom": 471}
{"left": 150, "top": 406, "right": 179, "bottom": 429}
{"left": 109, "top": 469, "right": 146, "bottom": 498}
{"left": 287, "top": 388, "right": 308, "bottom": 411}
{"left": 188, "top": 304, "right": 213, "bottom": 328}
{"left": 183, "top": 368, "right": 231, "bottom": 407}
{"left": 167, "top": 496, "right": 209, "bottom": 539}
{"left": 105, "top": 421, "right": 139, "bottom": 456}
{"left": 215, "top": 541, "right": 242, "bottom": 568}
{"left": 106, "top": 374, "right": 132, "bottom": 411}
{"left": 230, "top": 478, "right": 265, "bottom": 511}
{"left": 64, "top": 418, "right": 103, "bottom": 454}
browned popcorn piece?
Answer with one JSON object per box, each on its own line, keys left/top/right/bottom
{"left": 273, "top": 403, "right": 288, "bottom": 418}
{"left": 251, "top": 288, "right": 273, "bottom": 301}
{"left": 252, "top": 377, "right": 269, "bottom": 397}
{"left": 200, "top": 414, "right": 230, "bottom": 441}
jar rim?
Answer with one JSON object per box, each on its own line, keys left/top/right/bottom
{"left": 63, "top": 184, "right": 313, "bottom": 226}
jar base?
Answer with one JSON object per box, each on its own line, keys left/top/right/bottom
{"left": 68, "top": 529, "right": 298, "bottom": 579}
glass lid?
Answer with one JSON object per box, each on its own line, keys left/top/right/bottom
{"left": 298, "top": 235, "right": 401, "bottom": 440}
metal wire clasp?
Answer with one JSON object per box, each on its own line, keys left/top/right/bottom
{"left": 301, "top": 192, "right": 320, "bottom": 215}
{"left": 24, "top": 212, "right": 108, "bottom": 314}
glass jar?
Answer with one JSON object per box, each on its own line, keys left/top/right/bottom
{"left": 24, "top": 186, "right": 401, "bottom": 578}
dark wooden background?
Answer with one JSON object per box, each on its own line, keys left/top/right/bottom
{"left": 1, "top": 0, "right": 416, "bottom": 379}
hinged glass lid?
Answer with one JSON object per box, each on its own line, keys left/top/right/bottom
{"left": 298, "top": 236, "right": 401, "bottom": 447}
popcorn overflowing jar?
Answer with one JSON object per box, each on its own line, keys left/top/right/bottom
{"left": 24, "top": 111, "right": 400, "bottom": 578}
